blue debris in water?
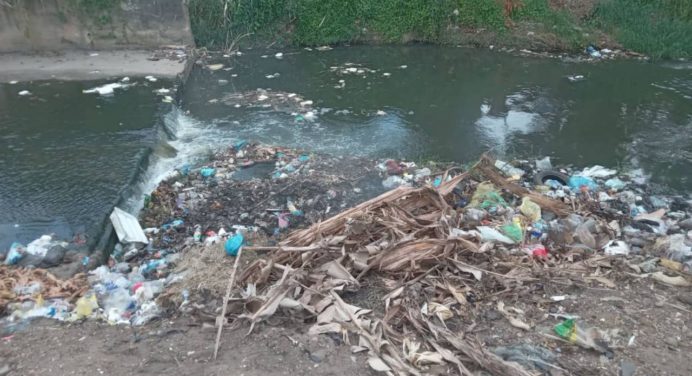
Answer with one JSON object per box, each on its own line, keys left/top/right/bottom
{"left": 179, "top": 164, "right": 191, "bottom": 176}
{"left": 225, "top": 233, "right": 244, "bottom": 256}
{"left": 298, "top": 154, "right": 310, "bottom": 162}
{"left": 433, "top": 177, "right": 442, "bottom": 187}
{"left": 200, "top": 167, "right": 216, "bottom": 178}
{"left": 235, "top": 140, "right": 247, "bottom": 150}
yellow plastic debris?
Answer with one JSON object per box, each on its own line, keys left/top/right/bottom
{"left": 519, "top": 197, "right": 542, "bottom": 222}
{"left": 75, "top": 293, "right": 98, "bottom": 318}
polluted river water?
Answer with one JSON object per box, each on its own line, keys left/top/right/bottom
{"left": 0, "top": 45, "right": 691, "bottom": 251}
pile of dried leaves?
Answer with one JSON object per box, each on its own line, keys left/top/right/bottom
{"left": 229, "top": 156, "right": 589, "bottom": 375}
{"left": 0, "top": 266, "right": 88, "bottom": 313}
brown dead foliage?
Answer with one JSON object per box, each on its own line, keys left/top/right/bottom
{"left": 225, "top": 155, "right": 592, "bottom": 375}
{"left": 0, "top": 266, "right": 88, "bottom": 313}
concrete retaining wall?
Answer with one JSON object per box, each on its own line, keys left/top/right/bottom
{"left": 0, "top": 0, "right": 193, "bottom": 52}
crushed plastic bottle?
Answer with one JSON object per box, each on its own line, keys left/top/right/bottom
{"left": 478, "top": 226, "right": 516, "bottom": 244}
{"left": 494, "top": 160, "right": 525, "bottom": 177}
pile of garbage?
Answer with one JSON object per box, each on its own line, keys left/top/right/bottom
{"left": 201, "top": 155, "right": 691, "bottom": 375}
{"left": 2, "top": 142, "right": 434, "bottom": 328}
{"left": 0, "top": 267, "right": 87, "bottom": 321}
{"left": 139, "top": 142, "right": 393, "bottom": 251}
{"left": 1, "top": 141, "right": 690, "bottom": 374}
{"left": 1, "top": 233, "right": 94, "bottom": 280}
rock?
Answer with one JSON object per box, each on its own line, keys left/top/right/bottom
{"left": 39, "top": 245, "right": 67, "bottom": 267}
{"left": 48, "top": 261, "right": 83, "bottom": 280}
{"left": 619, "top": 360, "right": 637, "bottom": 376}
{"left": 627, "top": 237, "right": 648, "bottom": 247}
{"left": 663, "top": 337, "right": 679, "bottom": 348}
{"left": 677, "top": 293, "right": 692, "bottom": 307}
{"left": 63, "top": 249, "right": 82, "bottom": 263}
{"left": 484, "top": 308, "right": 502, "bottom": 321}
{"left": 308, "top": 349, "right": 327, "bottom": 363}
{"left": 90, "top": 249, "right": 106, "bottom": 264}
{"left": 17, "top": 253, "right": 43, "bottom": 268}
{"left": 679, "top": 218, "right": 692, "bottom": 230}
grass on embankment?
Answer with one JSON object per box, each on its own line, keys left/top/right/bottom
{"left": 188, "top": 0, "right": 692, "bottom": 59}
{"left": 594, "top": 0, "right": 692, "bottom": 59}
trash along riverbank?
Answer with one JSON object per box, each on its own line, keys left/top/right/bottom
{"left": 2, "top": 143, "right": 691, "bottom": 375}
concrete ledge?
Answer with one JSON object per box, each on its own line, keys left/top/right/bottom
{"left": 0, "top": 49, "right": 189, "bottom": 82}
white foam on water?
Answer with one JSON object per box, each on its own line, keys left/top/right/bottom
{"left": 120, "top": 107, "right": 242, "bottom": 214}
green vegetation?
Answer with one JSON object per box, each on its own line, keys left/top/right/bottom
{"left": 594, "top": 0, "right": 692, "bottom": 59}
{"left": 187, "top": 0, "right": 692, "bottom": 59}
{"left": 455, "top": 0, "right": 505, "bottom": 30}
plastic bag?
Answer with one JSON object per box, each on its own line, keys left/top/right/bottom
{"left": 603, "top": 240, "right": 630, "bottom": 256}
{"left": 477, "top": 226, "right": 515, "bottom": 244}
{"left": 225, "top": 233, "right": 244, "bottom": 256}
{"left": 471, "top": 182, "right": 508, "bottom": 210}
{"left": 523, "top": 244, "right": 548, "bottom": 258}
{"left": 554, "top": 319, "right": 611, "bottom": 354}
{"left": 75, "top": 293, "right": 99, "bottom": 319}
{"left": 604, "top": 178, "right": 626, "bottom": 190}
{"left": 568, "top": 175, "right": 597, "bottom": 191}
{"left": 5, "top": 242, "right": 25, "bottom": 265}
{"left": 519, "top": 197, "right": 541, "bottom": 222}
{"left": 501, "top": 220, "right": 523, "bottom": 243}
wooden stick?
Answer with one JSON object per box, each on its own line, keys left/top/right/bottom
{"left": 213, "top": 246, "right": 244, "bottom": 360}
{"left": 241, "top": 245, "right": 329, "bottom": 252}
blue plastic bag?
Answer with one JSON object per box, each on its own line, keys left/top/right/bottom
{"left": 5, "top": 242, "right": 25, "bottom": 265}
{"left": 225, "top": 233, "right": 244, "bottom": 256}
{"left": 568, "top": 175, "right": 597, "bottom": 191}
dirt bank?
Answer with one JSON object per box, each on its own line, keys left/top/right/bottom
{"left": 0, "top": 318, "right": 372, "bottom": 376}
{"left": 0, "top": 49, "right": 189, "bottom": 83}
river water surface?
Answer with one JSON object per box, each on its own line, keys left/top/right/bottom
{"left": 1, "top": 46, "right": 691, "bottom": 250}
